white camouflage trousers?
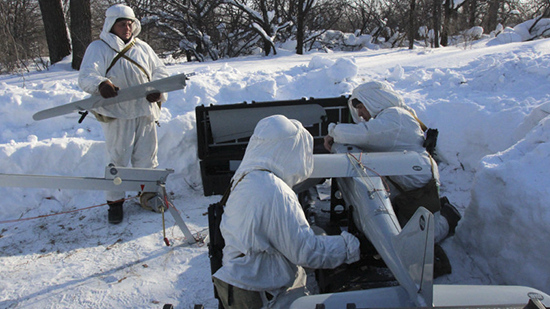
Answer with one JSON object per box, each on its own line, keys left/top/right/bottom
{"left": 100, "top": 116, "right": 158, "bottom": 201}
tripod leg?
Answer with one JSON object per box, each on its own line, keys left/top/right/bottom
{"left": 158, "top": 185, "right": 196, "bottom": 245}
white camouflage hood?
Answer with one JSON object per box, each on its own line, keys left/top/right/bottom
{"left": 348, "top": 81, "right": 416, "bottom": 123}
{"left": 100, "top": 4, "right": 141, "bottom": 43}
{"left": 233, "top": 115, "right": 314, "bottom": 188}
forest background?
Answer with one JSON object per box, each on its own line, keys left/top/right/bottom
{"left": 2, "top": 0, "right": 550, "bottom": 74}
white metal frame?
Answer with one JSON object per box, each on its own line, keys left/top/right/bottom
{"left": 0, "top": 165, "right": 196, "bottom": 245}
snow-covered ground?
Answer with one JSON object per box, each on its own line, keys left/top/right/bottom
{"left": 1, "top": 34, "right": 550, "bottom": 308}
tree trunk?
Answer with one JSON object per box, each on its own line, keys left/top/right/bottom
{"left": 441, "top": 0, "right": 452, "bottom": 46}
{"left": 486, "top": 0, "right": 499, "bottom": 32}
{"left": 469, "top": 0, "right": 477, "bottom": 28}
{"left": 432, "top": 0, "right": 442, "bottom": 48}
{"left": 70, "top": 0, "right": 91, "bottom": 70}
{"left": 408, "top": 0, "right": 416, "bottom": 50}
{"left": 258, "top": 0, "right": 274, "bottom": 56}
{"left": 38, "top": 0, "right": 71, "bottom": 64}
{"left": 296, "top": 0, "right": 305, "bottom": 54}
{"left": 263, "top": 40, "right": 273, "bottom": 56}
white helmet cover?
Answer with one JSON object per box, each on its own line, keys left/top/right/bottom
{"left": 102, "top": 4, "right": 141, "bottom": 38}
{"left": 348, "top": 81, "right": 416, "bottom": 122}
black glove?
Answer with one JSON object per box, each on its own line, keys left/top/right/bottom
{"left": 146, "top": 92, "right": 161, "bottom": 103}
{"left": 98, "top": 80, "right": 119, "bottom": 98}
{"left": 358, "top": 234, "right": 376, "bottom": 256}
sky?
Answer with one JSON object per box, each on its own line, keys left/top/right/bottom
{"left": 0, "top": 22, "right": 550, "bottom": 308}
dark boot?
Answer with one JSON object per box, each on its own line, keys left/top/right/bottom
{"left": 434, "top": 243, "right": 452, "bottom": 278}
{"left": 107, "top": 200, "right": 124, "bottom": 224}
{"left": 440, "top": 197, "right": 462, "bottom": 236}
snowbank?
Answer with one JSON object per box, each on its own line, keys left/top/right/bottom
{"left": 1, "top": 37, "right": 550, "bottom": 308}
{"left": 458, "top": 111, "right": 550, "bottom": 293}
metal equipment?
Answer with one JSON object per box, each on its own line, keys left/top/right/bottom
{"left": 0, "top": 165, "right": 196, "bottom": 245}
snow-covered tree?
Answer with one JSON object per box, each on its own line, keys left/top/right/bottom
{"left": 223, "top": 0, "right": 292, "bottom": 56}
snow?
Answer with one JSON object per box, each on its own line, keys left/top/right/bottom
{"left": 1, "top": 35, "right": 550, "bottom": 308}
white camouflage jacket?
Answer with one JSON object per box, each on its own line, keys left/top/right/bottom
{"left": 213, "top": 115, "right": 360, "bottom": 306}
{"left": 329, "top": 81, "right": 438, "bottom": 191}
{"left": 78, "top": 7, "right": 168, "bottom": 120}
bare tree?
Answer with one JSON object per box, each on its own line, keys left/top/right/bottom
{"left": 529, "top": 0, "right": 550, "bottom": 18}
{"left": 2, "top": 0, "right": 547, "bottom": 72}
{"left": 175, "top": 0, "right": 223, "bottom": 60}
{"left": 339, "top": 0, "right": 384, "bottom": 36}
{"left": 138, "top": 0, "right": 226, "bottom": 61}
{"left": 485, "top": 0, "right": 500, "bottom": 32}
{"left": 70, "top": 0, "right": 92, "bottom": 70}
{"left": 295, "top": 0, "right": 316, "bottom": 54}
{"left": 372, "top": 0, "right": 410, "bottom": 47}
{"left": 468, "top": 0, "right": 478, "bottom": 27}
{"left": 301, "top": 0, "right": 351, "bottom": 50}
{"left": 432, "top": 0, "right": 442, "bottom": 47}
{"left": 0, "top": 0, "right": 47, "bottom": 73}
{"left": 528, "top": 3, "right": 550, "bottom": 39}
{"left": 408, "top": 0, "right": 417, "bottom": 49}
{"left": 38, "top": 0, "right": 71, "bottom": 64}
{"left": 224, "top": 0, "right": 292, "bottom": 56}
{"left": 217, "top": 4, "right": 264, "bottom": 58}
{"left": 440, "top": 0, "right": 453, "bottom": 46}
